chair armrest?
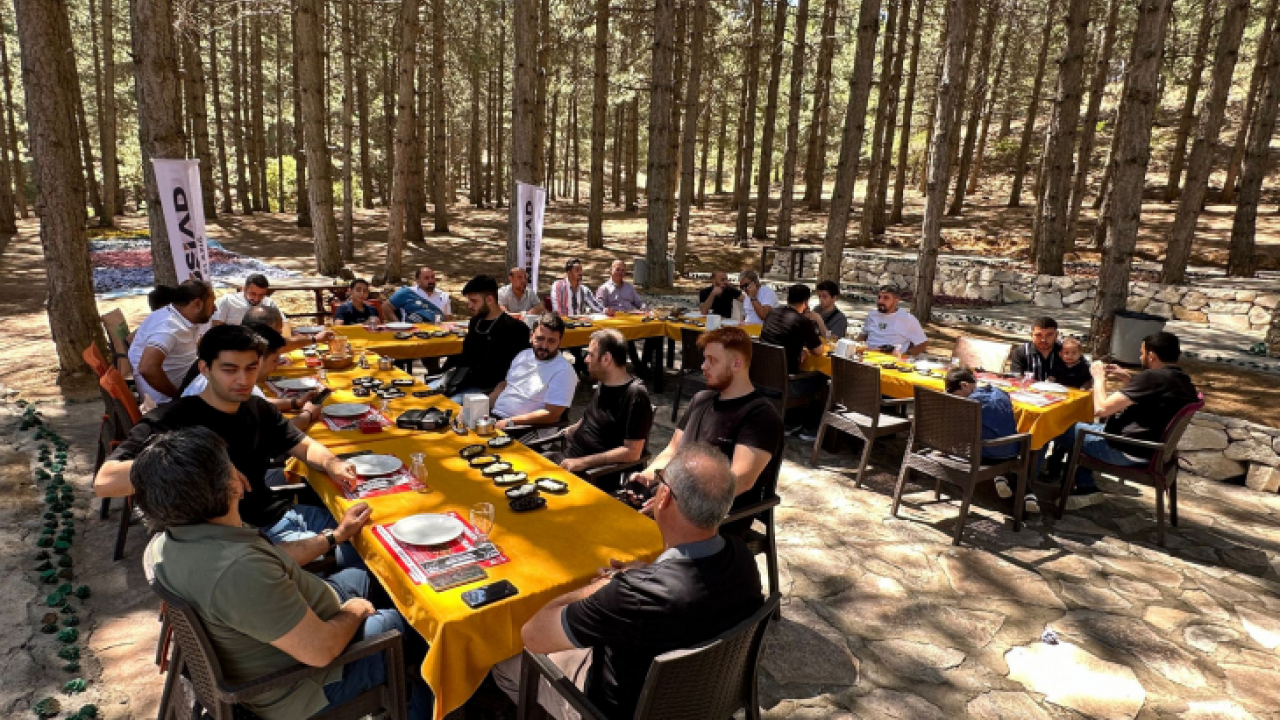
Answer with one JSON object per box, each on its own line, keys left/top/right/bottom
{"left": 519, "top": 650, "right": 608, "bottom": 720}
{"left": 1075, "top": 428, "right": 1166, "bottom": 452}
{"left": 881, "top": 397, "right": 914, "bottom": 407}
{"left": 582, "top": 457, "right": 648, "bottom": 480}
{"left": 787, "top": 371, "right": 824, "bottom": 381}
{"left": 722, "top": 495, "right": 781, "bottom": 525}
{"left": 269, "top": 482, "right": 309, "bottom": 493}
{"left": 220, "top": 631, "right": 402, "bottom": 702}
{"left": 981, "top": 433, "right": 1032, "bottom": 449}
{"left": 521, "top": 430, "right": 569, "bottom": 451}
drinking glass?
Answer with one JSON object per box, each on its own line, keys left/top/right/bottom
{"left": 378, "top": 398, "right": 391, "bottom": 417}
{"left": 409, "top": 452, "right": 431, "bottom": 494}
{"left": 1022, "top": 372, "right": 1034, "bottom": 388}
{"left": 317, "top": 368, "right": 328, "bottom": 384}
{"left": 470, "top": 502, "right": 495, "bottom": 544}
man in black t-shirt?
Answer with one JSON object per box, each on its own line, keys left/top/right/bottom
{"left": 633, "top": 327, "right": 784, "bottom": 532}
{"left": 698, "top": 270, "right": 743, "bottom": 318}
{"left": 1009, "top": 316, "right": 1063, "bottom": 380}
{"left": 761, "top": 283, "right": 828, "bottom": 439}
{"left": 95, "top": 325, "right": 371, "bottom": 569}
{"left": 554, "top": 330, "right": 653, "bottom": 486}
{"left": 434, "top": 275, "right": 531, "bottom": 402}
{"left": 494, "top": 443, "right": 764, "bottom": 719}
{"left": 1050, "top": 332, "right": 1199, "bottom": 509}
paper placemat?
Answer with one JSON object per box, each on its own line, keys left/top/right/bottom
{"left": 371, "top": 512, "right": 510, "bottom": 585}
{"left": 322, "top": 408, "right": 392, "bottom": 432}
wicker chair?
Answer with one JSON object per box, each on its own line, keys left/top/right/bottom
{"left": 749, "top": 340, "right": 825, "bottom": 418}
{"left": 152, "top": 579, "right": 407, "bottom": 720}
{"left": 671, "top": 327, "right": 707, "bottom": 421}
{"left": 97, "top": 368, "right": 143, "bottom": 561}
{"left": 721, "top": 450, "right": 784, "bottom": 599}
{"left": 952, "top": 336, "right": 1014, "bottom": 373}
{"left": 83, "top": 345, "right": 121, "bottom": 515}
{"left": 1056, "top": 395, "right": 1205, "bottom": 547}
{"left": 517, "top": 594, "right": 781, "bottom": 720}
{"left": 890, "top": 386, "right": 1032, "bottom": 546}
{"left": 810, "top": 356, "right": 914, "bottom": 485}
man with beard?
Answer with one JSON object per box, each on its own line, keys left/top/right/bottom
{"left": 211, "top": 274, "right": 278, "bottom": 326}
{"left": 1050, "top": 332, "right": 1198, "bottom": 509}
{"left": 632, "top": 327, "right": 783, "bottom": 534}
{"left": 433, "top": 275, "right": 532, "bottom": 402}
{"left": 697, "top": 270, "right": 742, "bottom": 318}
{"left": 131, "top": 279, "right": 217, "bottom": 407}
{"left": 491, "top": 313, "right": 579, "bottom": 431}
{"left": 498, "top": 266, "right": 545, "bottom": 314}
{"left": 858, "top": 285, "right": 928, "bottom": 356}
{"left": 550, "top": 258, "right": 605, "bottom": 316}
{"left": 382, "top": 266, "right": 450, "bottom": 323}
{"left": 1009, "top": 316, "right": 1063, "bottom": 381}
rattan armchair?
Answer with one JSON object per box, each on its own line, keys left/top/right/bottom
{"left": 671, "top": 327, "right": 708, "bottom": 421}
{"left": 890, "top": 386, "right": 1032, "bottom": 546}
{"left": 517, "top": 594, "right": 781, "bottom": 720}
{"left": 749, "top": 340, "right": 826, "bottom": 418}
{"left": 810, "top": 356, "right": 914, "bottom": 485}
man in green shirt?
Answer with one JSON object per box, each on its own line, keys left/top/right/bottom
{"left": 137, "top": 427, "right": 430, "bottom": 719}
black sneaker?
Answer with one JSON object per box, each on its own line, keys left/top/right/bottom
{"left": 1065, "top": 486, "right": 1104, "bottom": 510}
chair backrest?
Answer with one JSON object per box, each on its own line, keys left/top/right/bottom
{"left": 101, "top": 308, "right": 134, "bottom": 376}
{"left": 1155, "top": 394, "right": 1206, "bottom": 469}
{"left": 909, "top": 386, "right": 983, "bottom": 463}
{"left": 953, "top": 336, "right": 1014, "bottom": 373}
{"left": 679, "top": 327, "right": 705, "bottom": 375}
{"left": 149, "top": 576, "right": 237, "bottom": 715}
{"left": 82, "top": 343, "right": 111, "bottom": 378}
{"left": 749, "top": 341, "right": 789, "bottom": 414}
{"left": 829, "top": 355, "right": 885, "bottom": 419}
{"left": 633, "top": 594, "right": 781, "bottom": 719}
{"left": 100, "top": 368, "right": 142, "bottom": 425}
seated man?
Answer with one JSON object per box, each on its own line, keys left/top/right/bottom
{"left": 183, "top": 322, "right": 320, "bottom": 432}
{"left": 1049, "top": 337, "right": 1093, "bottom": 390}
{"left": 434, "top": 275, "right": 531, "bottom": 402}
{"left": 1010, "top": 316, "right": 1062, "bottom": 381}
{"left": 132, "top": 280, "right": 216, "bottom": 407}
{"left": 944, "top": 367, "right": 1036, "bottom": 512}
{"left": 492, "top": 442, "right": 764, "bottom": 719}
{"left": 698, "top": 270, "right": 742, "bottom": 318}
{"left": 550, "top": 258, "right": 605, "bottom": 315}
{"left": 96, "top": 325, "right": 366, "bottom": 569}
{"left": 552, "top": 329, "right": 653, "bottom": 487}
{"left": 633, "top": 327, "right": 783, "bottom": 535}
{"left": 211, "top": 273, "right": 278, "bottom": 326}
{"left": 1051, "top": 331, "right": 1198, "bottom": 509}
{"left": 242, "top": 304, "right": 335, "bottom": 362}
{"left": 814, "top": 280, "right": 848, "bottom": 338}
{"left": 499, "top": 266, "right": 545, "bottom": 314}
{"left": 738, "top": 270, "right": 778, "bottom": 325}
{"left": 859, "top": 285, "right": 927, "bottom": 356}
{"left": 332, "top": 277, "right": 380, "bottom": 326}
{"left": 760, "top": 284, "right": 826, "bottom": 439}
{"left": 595, "top": 260, "right": 645, "bottom": 314}
{"left": 491, "top": 313, "right": 579, "bottom": 431}
{"left": 381, "top": 266, "right": 448, "bottom": 324}
{"left": 137, "top": 428, "right": 430, "bottom": 720}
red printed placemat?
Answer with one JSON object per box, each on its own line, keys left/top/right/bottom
{"left": 330, "top": 464, "right": 429, "bottom": 501}
{"left": 322, "top": 408, "right": 392, "bottom": 432}
{"left": 371, "top": 512, "right": 510, "bottom": 585}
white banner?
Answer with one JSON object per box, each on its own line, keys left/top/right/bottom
{"left": 515, "top": 181, "right": 546, "bottom": 292}
{"left": 152, "top": 159, "right": 211, "bottom": 283}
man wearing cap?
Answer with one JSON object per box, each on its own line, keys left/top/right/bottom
{"left": 858, "top": 285, "right": 928, "bottom": 356}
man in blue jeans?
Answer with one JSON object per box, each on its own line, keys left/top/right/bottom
{"left": 944, "top": 367, "right": 1038, "bottom": 512}
{"left": 1051, "top": 331, "right": 1198, "bottom": 510}
{"left": 137, "top": 428, "right": 431, "bottom": 719}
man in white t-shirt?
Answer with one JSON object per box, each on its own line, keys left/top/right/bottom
{"left": 859, "top": 285, "right": 928, "bottom": 356}
{"left": 491, "top": 313, "right": 578, "bottom": 430}
{"left": 210, "top": 274, "right": 278, "bottom": 326}
{"left": 132, "top": 280, "right": 217, "bottom": 406}
{"left": 738, "top": 270, "right": 778, "bottom": 326}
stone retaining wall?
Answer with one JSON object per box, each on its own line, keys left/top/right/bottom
{"left": 1178, "top": 413, "right": 1280, "bottom": 492}
{"left": 1033, "top": 276, "right": 1276, "bottom": 332}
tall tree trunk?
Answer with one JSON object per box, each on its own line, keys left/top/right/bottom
{"left": 666, "top": 3, "right": 686, "bottom": 231}
{"left": 1008, "top": 0, "right": 1057, "bottom": 207}
{"left": 508, "top": 0, "right": 537, "bottom": 268}
{"left": 1066, "top": 0, "right": 1120, "bottom": 245}
{"left": 612, "top": 101, "right": 623, "bottom": 205}
{"left": 15, "top": 0, "right": 107, "bottom": 375}
{"left": 251, "top": 16, "right": 269, "bottom": 211}
{"left": 948, "top": 0, "right": 997, "bottom": 216}
{"left": 804, "top": 0, "right": 838, "bottom": 207}
{"left": 0, "top": 78, "right": 13, "bottom": 233}
{"left": 297, "top": 0, "right": 343, "bottom": 274}
{"left": 675, "top": 0, "right": 707, "bottom": 273}
{"left": 698, "top": 98, "right": 711, "bottom": 207}
{"left": 775, "top": 0, "right": 810, "bottom": 246}
{"left": 292, "top": 7, "right": 310, "bottom": 227}
{"left": 98, "top": 0, "right": 117, "bottom": 223}
{"left": 1090, "top": 0, "right": 1172, "bottom": 353}
{"left": 714, "top": 92, "right": 727, "bottom": 194}
{"left": 752, "top": 0, "right": 788, "bottom": 239}
{"left": 230, "top": 13, "right": 251, "bottom": 214}
{"left": 858, "top": 0, "right": 900, "bottom": 245}
{"left": 871, "top": 0, "right": 910, "bottom": 235}
{"left": 914, "top": 0, "right": 971, "bottom": 322}
{"left": 275, "top": 13, "right": 283, "bottom": 211}
{"left": 1226, "top": 14, "right": 1280, "bottom": 278}
{"left": 496, "top": 0, "right": 507, "bottom": 207}
{"left": 1162, "top": 0, "right": 1248, "bottom": 283}
{"left": 340, "top": 0, "right": 354, "bottom": 260}
{"left": 1034, "top": 0, "right": 1090, "bottom": 274}
{"left": 587, "top": 0, "right": 609, "bottom": 246}
{"left": 131, "top": 0, "right": 186, "bottom": 285}
{"left": 734, "top": 0, "right": 763, "bottom": 240}
{"left": 469, "top": 17, "right": 483, "bottom": 208}
{"left": 0, "top": 18, "right": 27, "bottom": 219}
{"left": 533, "top": 0, "right": 547, "bottom": 187}
{"left": 181, "top": 26, "right": 217, "bottom": 220}
{"left": 1164, "top": 0, "right": 1215, "bottom": 201}
{"left": 383, "top": 0, "right": 420, "bottom": 282}
{"left": 1221, "top": 0, "right": 1278, "bottom": 203}
{"left": 382, "top": 40, "right": 393, "bottom": 206}
{"left": 967, "top": 0, "right": 1013, "bottom": 194}
{"left": 891, "top": 0, "right": 925, "bottom": 224}
{"left": 357, "top": 11, "right": 373, "bottom": 209}
{"left": 572, "top": 66, "right": 580, "bottom": 205}
{"left": 210, "top": 9, "right": 231, "bottom": 215}
{"left": 645, "top": 0, "right": 676, "bottom": 288}
{"left": 547, "top": 88, "right": 558, "bottom": 199}
{"left": 917, "top": 47, "right": 944, "bottom": 193}
{"left": 818, "top": 0, "right": 883, "bottom": 282}
{"left": 626, "top": 95, "right": 639, "bottom": 211}
{"left": 73, "top": 49, "right": 103, "bottom": 221}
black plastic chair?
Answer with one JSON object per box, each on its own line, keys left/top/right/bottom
{"left": 810, "top": 356, "right": 914, "bottom": 485}
{"left": 749, "top": 340, "right": 825, "bottom": 419}
{"left": 517, "top": 594, "right": 781, "bottom": 720}
{"left": 670, "top": 327, "right": 707, "bottom": 421}
{"left": 721, "top": 449, "right": 783, "bottom": 599}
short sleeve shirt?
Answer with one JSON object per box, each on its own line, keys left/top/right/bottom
{"left": 742, "top": 284, "right": 779, "bottom": 325}
{"left": 567, "top": 377, "right": 654, "bottom": 458}
{"left": 212, "top": 292, "right": 279, "bottom": 326}
{"left": 970, "top": 384, "right": 1018, "bottom": 459}
{"left": 498, "top": 284, "right": 542, "bottom": 313}
{"left": 333, "top": 300, "right": 380, "bottom": 325}
{"left": 386, "top": 287, "right": 444, "bottom": 323}
{"left": 440, "top": 311, "right": 532, "bottom": 392}
{"left": 492, "top": 348, "right": 579, "bottom": 419}
{"left": 698, "top": 285, "right": 741, "bottom": 317}
{"left": 817, "top": 305, "right": 848, "bottom": 338}
{"left": 146, "top": 524, "right": 343, "bottom": 720}
{"left": 415, "top": 287, "right": 451, "bottom": 319}
{"left": 128, "top": 305, "right": 201, "bottom": 404}
{"left": 1103, "top": 366, "right": 1198, "bottom": 459}
{"left": 677, "top": 390, "right": 784, "bottom": 511}
{"left": 860, "top": 309, "right": 928, "bottom": 351}
{"left": 760, "top": 306, "right": 823, "bottom": 373}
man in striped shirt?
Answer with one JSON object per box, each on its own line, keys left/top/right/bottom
{"left": 550, "top": 258, "right": 605, "bottom": 316}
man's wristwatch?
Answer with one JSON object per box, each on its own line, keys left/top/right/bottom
{"left": 321, "top": 529, "right": 338, "bottom": 549}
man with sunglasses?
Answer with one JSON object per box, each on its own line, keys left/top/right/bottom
{"left": 738, "top": 269, "right": 778, "bottom": 325}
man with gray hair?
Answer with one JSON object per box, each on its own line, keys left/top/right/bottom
{"left": 738, "top": 269, "right": 778, "bottom": 325}
{"left": 493, "top": 442, "right": 765, "bottom": 719}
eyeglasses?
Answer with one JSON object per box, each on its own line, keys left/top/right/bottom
{"left": 654, "top": 468, "right": 677, "bottom": 502}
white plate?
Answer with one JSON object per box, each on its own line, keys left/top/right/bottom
{"left": 323, "top": 402, "right": 371, "bottom": 418}
{"left": 274, "top": 377, "right": 320, "bottom": 392}
{"left": 385, "top": 321, "right": 416, "bottom": 330}
{"left": 294, "top": 326, "right": 325, "bottom": 335}
{"left": 390, "top": 514, "right": 465, "bottom": 546}
{"left": 914, "top": 361, "right": 946, "bottom": 371}
{"left": 1030, "top": 381, "right": 1069, "bottom": 393}
{"left": 349, "top": 454, "right": 404, "bottom": 477}
{"left": 721, "top": 319, "right": 741, "bottom": 326}
{"left": 589, "top": 313, "right": 609, "bottom": 321}
{"left": 683, "top": 311, "right": 704, "bottom": 318}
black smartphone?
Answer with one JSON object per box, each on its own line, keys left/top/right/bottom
{"left": 461, "top": 580, "right": 519, "bottom": 609}
{"left": 312, "top": 388, "right": 334, "bottom": 405}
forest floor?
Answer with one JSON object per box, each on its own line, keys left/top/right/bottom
{"left": 1, "top": 180, "right": 1280, "bottom": 717}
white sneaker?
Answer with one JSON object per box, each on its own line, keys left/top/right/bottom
{"left": 1024, "top": 494, "right": 1040, "bottom": 514}
{"left": 995, "top": 478, "right": 1013, "bottom": 499}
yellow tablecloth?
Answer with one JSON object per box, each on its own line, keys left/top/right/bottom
{"left": 661, "top": 320, "right": 763, "bottom": 342}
